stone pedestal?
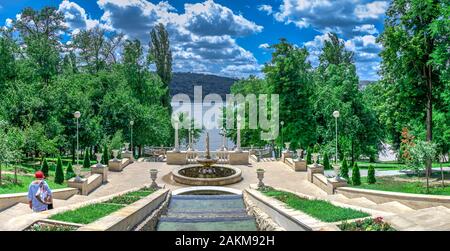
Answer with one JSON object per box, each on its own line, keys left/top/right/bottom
{"left": 307, "top": 164, "right": 324, "bottom": 183}
{"left": 166, "top": 151, "right": 187, "bottom": 165}
{"left": 292, "top": 159, "right": 307, "bottom": 171}
{"left": 229, "top": 151, "right": 249, "bottom": 165}
{"left": 121, "top": 151, "right": 134, "bottom": 162}
{"left": 91, "top": 164, "right": 108, "bottom": 183}
{"left": 281, "top": 151, "right": 293, "bottom": 163}
{"left": 68, "top": 178, "right": 88, "bottom": 195}
{"left": 108, "top": 158, "right": 130, "bottom": 172}
{"left": 326, "top": 178, "right": 348, "bottom": 195}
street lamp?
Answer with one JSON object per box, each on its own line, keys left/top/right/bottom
{"left": 74, "top": 111, "right": 81, "bottom": 182}
{"left": 280, "top": 121, "right": 284, "bottom": 151}
{"left": 130, "top": 120, "right": 134, "bottom": 157}
{"left": 333, "top": 111, "right": 340, "bottom": 163}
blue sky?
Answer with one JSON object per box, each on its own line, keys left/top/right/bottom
{"left": 0, "top": 0, "right": 388, "bottom": 80}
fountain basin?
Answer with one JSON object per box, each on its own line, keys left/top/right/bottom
{"left": 172, "top": 165, "right": 242, "bottom": 186}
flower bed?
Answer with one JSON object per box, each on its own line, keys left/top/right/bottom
{"left": 26, "top": 221, "right": 79, "bottom": 231}
{"left": 339, "top": 217, "right": 395, "bottom": 231}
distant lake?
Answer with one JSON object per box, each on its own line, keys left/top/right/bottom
{"left": 171, "top": 102, "right": 234, "bottom": 151}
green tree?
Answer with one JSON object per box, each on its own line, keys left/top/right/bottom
{"left": 340, "top": 157, "right": 349, "bottom": 181}
{"left": 323, "top": 152, "right": 331, "bottom": 170}
{"left": 263, "top": 39, "right": 315, "bottom": 149}
{"left": 378, "top": 0, "right": 448, "bottom": 174}
{"left": 83, "top": 148, "right": 90, "bottom": 169}
{"left": 351, "top": 162, "right": 361, "bottom": 186}
{"left": 54, "top": 156, "right": 64, "bottom": 184}
{"left": 102, "top": 144, "right": 109, "bottom": 165}
{"left": 149, "top": 23, "right": 172, "bottom": 108}
{"left": 367, "top": 165, "right": 376, "bottom": 184}
{"left": 41, "top": 158, "right": 49, "bottom": 178}
{"left": 306, "top": 147, "right": 312, "bottom": 165}
{"left": 65, "top": 162, "right": 75, "bottom": 180}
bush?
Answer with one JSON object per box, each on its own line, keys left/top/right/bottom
{"left": 102, "top": 144, "right": 109, "bottom": 165}
{"left": 41, "top": 158, "right": 49, "bottom": 177}
{"left": 54, "top": 157, "right": 65, "bottom": 184}
{"left": 83, "top": 148, "right": 90, "bottom": 169}
{"left": 306, "top": 147, "right": 312, "bottom": 165}
{"left": 352, "top": 162, "right": 361, "bottom": 186}
{"left": 340, "top": 157, "right": 349, "bottom": 180}
{"left": 65, "top": 162, "right": 75, "bottom": 180}
{"left": 367, "top": 165, "right": 376, "bottom": 184}
{"left": 323, "top": 152, "right": 331, "bottom": 170}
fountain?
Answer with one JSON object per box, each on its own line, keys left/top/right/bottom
{"left": 171, "top": 132, "right": 242, "bottom": 186}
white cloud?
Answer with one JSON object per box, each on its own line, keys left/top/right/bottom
{"left": 58, "top": 0, "right": 109, "bottom": 33}
{"left": 272, "top": 0, "right": 388, "bottom": 36}
{"left": 353, "top": 24, "right": 378, "bottom": 35}
{"left": 258, "top": 43, "right": 270, "bottom": 49}
{"left": 96, "top": 0, "right": 262, "bottom": 77}
{"left": 183, "top": 0, "right": 263, "bottom": 37}
{"left": 355, "top": 1, "right": 388, "bottom": 19}
{"left": 257, "top": 5, "right": 273, "bottom": 15}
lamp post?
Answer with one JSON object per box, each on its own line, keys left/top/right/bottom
{"left": 333, "top": 111, "right": 340, "bottom": 163}
{"left": 130, "top": 120, "right": 134, "bottom": 157}
{"left": 280, "top": 121, "right": 284, "bottom": 152}
{"left": 74, "top": 111, "right": 81, "bottom": 182}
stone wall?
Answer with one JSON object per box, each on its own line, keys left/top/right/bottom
{"left": 134, "top": 193, "right": 171, "bottom": 231}
{"left": 0, "top": 188, "right": 78, "bottom": 211}
{"left": 242, "top": 191, "right": 284, "bottom": 231}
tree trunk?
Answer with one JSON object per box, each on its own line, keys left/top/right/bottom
{"left": 441, "top": 160, "right": 445, "bottom": 188}
{"left": 0, "top": 163, "right": 2, "bottom": 186}
{"left": 138, "top": 145, "right": 142, "bottom": 158}
{"left": 425, "top": 65, "right": 433, "bottom": 177}
{"left": 14, "top": 163, "right": 17, "bottom": 184}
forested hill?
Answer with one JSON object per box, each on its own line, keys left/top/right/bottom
{"left": 169, "top": 72, "right": 237, "bottom": 101}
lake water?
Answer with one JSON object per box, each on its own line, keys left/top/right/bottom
{"left": 171, "top": 102, "right": 234, "bottom": 151}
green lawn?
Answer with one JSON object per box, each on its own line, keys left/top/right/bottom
{"left": 260, "top": 187, "right": 369, "bottom": 222}
{"left": 48, "top": 188, "right": 155, "bottom": 224}
{"left": 352, "top": 174, "right": 450, "bottom": 196}
{"left": 0, "top": 174, "right": 67, "bottom": 194}
{"left": 350, "top": 161, "right": 449, "bottom": 171}
{"left": 50, "top": 203, "right": 124, "bottom": 224}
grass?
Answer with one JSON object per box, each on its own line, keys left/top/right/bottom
{"left": 50, "top": 203, "right": 124, "bottom": 224}
{"left": 351, "top": 172, "right": 450, "bottom": 196}
{"left": 355, "top": 161, "right": 449, "bottom": 170}
{"left": 260, "top": 187, "right": 369, "bottom": 222}
{"left": 0, "top": 174, "right": 67, "bottom": 194}
{"left": 48, "top": 187, "right": 155, "bottom": 224}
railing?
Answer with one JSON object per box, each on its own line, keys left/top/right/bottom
{"left": 186, "top": 151, "right": 230, "bottom": 164}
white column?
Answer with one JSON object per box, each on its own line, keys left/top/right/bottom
{"left": 235, "top": 121, "right": 242, "bottom": 153}
{"left": 173, "top": 122, "right": 180, "bottom": 152}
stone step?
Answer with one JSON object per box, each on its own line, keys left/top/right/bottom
{"left": 348, "top": 197, "right": 378, "bottom": 207}
{"left": 375, "top": 201, "right": 415, "bottom": 214}
{"left": 167, "top": 210, "right": 249, "bottom": 219}
{"left": 0, "top": 203, "right": 30, "bottom": 217}
{"left": 157, "top": 217, "right": 257, "bottom": 231}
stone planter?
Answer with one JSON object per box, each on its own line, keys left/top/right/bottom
{"left": 95, "top": 153, "right": 103, "bottom": 168}
{"left": 257, "top": 169, "right": 265, "bottom": 188}
{"left": 112, "top": 150, "right": 119, "bottom": 161}
{"left": 296, "top": 149, "right": 303, "bottom": 160}
{"left": 150, "top": 169, "right": 159, "bottom": 189}
{"left": 312, "top": 153, "right": 319, "bottom": 166}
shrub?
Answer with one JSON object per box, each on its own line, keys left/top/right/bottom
{"left": 65, "top": 162, "right": 75, "bottom": 180}
{"left": 306, "top": 147, "right": 312, "bottom": 165}
{"left": 102, "top": 144, "right": 109, "bottom": 165}
{"left": 54, "top": 157, "right": 65, "bottom": 184}
{"left": 41, "top": 158, "right": 49, "bottom": 177}
{"left": 352, "top": 162, "right": 361, "bottom": 186}
{"left": 323, "top": 152, "right": 331, "bottom": 170}
{"left": 83, "top": 148, "right": 90, "bottom": 169}
{"left": 367, "top": 165, "right": 376, "bottom": 184}
{"left": 340, "top": 157, "right": 349, "bottom": 180}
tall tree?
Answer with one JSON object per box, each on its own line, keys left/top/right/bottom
{"left": 13, "top": 7, "right": 66, "bottom": 82}
{"left": 378, "top": 0, "right": 447, "bottom": 174}
{"left": 149, "top": 23, "right": 172, "bottom": 108}
{"left": 263, "top": 38, "right": 315, "bottom": 149}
